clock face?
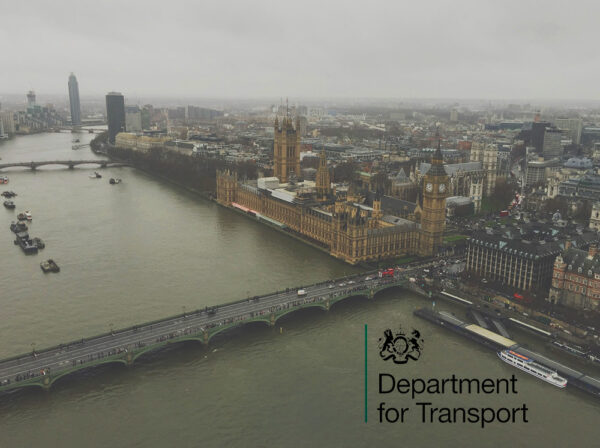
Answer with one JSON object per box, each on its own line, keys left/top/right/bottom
{"left": 439, "top": 183, "right": 446, "bottom": 193}
{"left": 426, "top": 183, "right": 433, "bottom": 192}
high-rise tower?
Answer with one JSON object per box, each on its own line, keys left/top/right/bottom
{"left": 26, "top": 90, "right": 36, "bottom": 109}
{"left": 68, "top": 73, "right": 82, "bottom": 126}
{"left": 273, "top": 116, "right": 301, "bottom": 183}
{"left": 419, "top": 141, "right": 448, "bottom": 257}
{"left": 106, "top": 92, "right": 126, "bottom": 144}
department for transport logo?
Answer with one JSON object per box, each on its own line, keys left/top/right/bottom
{"left": 378, "top": 327, "right": 423, "bottom": 364}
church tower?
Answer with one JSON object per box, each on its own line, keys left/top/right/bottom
{"left": 419, "top": 141, "right": 448, "bottom": 256}
{"left": 273, "top": 116, "right": 301, "bottom": 183}
{"left": 315, "top": 150, "right": 331, "bottom": 200}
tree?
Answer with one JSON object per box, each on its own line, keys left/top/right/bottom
{"left": 333, "top": 161, "right": 359, "bottom": 183}
{"left": 543, "top": 197, "right": 569, "bottom": 217}
{"left": 486, "top": 178, "right": 515, "bottom": 211}
{"left": 572, "top": 200, "right": 592, "bottom": 223}
{"left": 372, "top": 171, "right": 390, "bottom": 193}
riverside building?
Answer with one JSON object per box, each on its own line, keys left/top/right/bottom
{"left": 466, "top": 223, "right": 600, "bottom": 294}
{"left": 106, "top": 92, "right": 125, "bottom": 144}
{"left": 217, "top": 118, "right": 449, "bottom": 264}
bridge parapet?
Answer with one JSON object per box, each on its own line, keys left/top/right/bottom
{"left": 0, "top": 275, "right": 410, "bottom": 393}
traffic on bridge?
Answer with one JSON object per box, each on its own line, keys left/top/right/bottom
{"left": 0, "top": 262, "right": 440, "bottom": 392}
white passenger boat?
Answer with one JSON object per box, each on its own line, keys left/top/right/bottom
{"left": 498, "top": 349, "right": 567, "bottom": 388}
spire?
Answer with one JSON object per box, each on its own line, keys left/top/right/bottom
{"left": 426, "top": 130, "right": 446, "bottom": 176}
{"left": 433, "top": 130, "right": 443, "bottom": 162}
{"left": 274, "top": 115, "right": 279, "bottom": 129}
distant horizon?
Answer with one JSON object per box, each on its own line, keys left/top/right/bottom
{"left": 2, "top": 91, "right": 600, "bottom": 109}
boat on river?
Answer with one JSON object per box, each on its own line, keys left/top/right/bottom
{"left": 14, "top": 232, "right": 38, "bottom": 255}
{"left": 0, "top": 176, "right": 8, "bottom": 184}
{"left": 10, "top": 221, "right": 28, "bottom": 233}
{"left": 32, "top": 237, "right": 45, "bottom": 249}
{"left": 3, "top": 200, "right": 15, "bottom": 209}
{"left": 89, "top": 171, "right": 102, "bottom": 179}
{"left": 40, "top": 259, "right": 60, "bottom": 273}
{"left": 109, "top": 178, "right": 121, "bottom": 184}
{"left": 1, "top": 191, "right": 16, "bottom": 198}
{"left": 498, "top": 349, "right": 567, "bottom": 388}
{"left": 17, "top": 211, "right": 32, "bottom": 221}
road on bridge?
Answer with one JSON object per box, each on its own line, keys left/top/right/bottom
{"left": 0, "top": 260, "right": 448, "bottom": 391}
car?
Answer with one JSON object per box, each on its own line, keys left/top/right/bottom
{"left": 328, "top": 284, "right": 334, "bottom": 289}
{"left": 348, "top": 280, "right": 355, "bottom": 285}
{"left": 338, "top": 283, "right": 346, "bottom": 287}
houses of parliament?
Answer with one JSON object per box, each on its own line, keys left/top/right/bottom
{"left": 217, "top": 116, "right": 449, "bottom": 264}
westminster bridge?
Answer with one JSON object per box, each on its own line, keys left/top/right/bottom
{"left": 0, "top": 267, "right": 435, "bottom": 393}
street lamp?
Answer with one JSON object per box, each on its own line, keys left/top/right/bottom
{"left": 110, "top": 323, "right": 114, "bottom": 335}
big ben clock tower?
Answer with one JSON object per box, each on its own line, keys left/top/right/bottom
{"left": 419, "top": 140, "right": 448, "bottom": 257}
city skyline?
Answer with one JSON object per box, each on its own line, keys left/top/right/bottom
{"left": 2, "top": 1, "right": 600, "bottom": 100}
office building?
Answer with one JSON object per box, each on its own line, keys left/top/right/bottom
{"left": 554, "top": 118, "right": 583, "bottom": 145}
{"left": 26, "top": 90, "right": 36, "bottom": 109}
{"left": 525, "top": 158, "right": 560, "bottom": 187}
{"left": 125, "top": 106, "right": 142, "bottom": 132}
{"left": 466, "top": 224, "right": 599, "bottom": 294}
{"left": 68, "top": 73, "right": 82, "bottom": 126}
{"left": 530, "top": 121, "right": 550, "bottom": 153}
{"left": 543, "top": 128, "right": 563, "bottom": 160}
{"left": 106, "top": 92, "right": 125, "bottom": 144}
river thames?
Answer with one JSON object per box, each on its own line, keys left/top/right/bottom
{"left": 0, "top": 132, "right": 599, "bottom": 447}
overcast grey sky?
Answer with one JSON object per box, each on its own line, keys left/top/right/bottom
{"left": 1, "top": 0, "right": 599, "bottom": 100}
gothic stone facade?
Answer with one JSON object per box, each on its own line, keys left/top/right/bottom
{"left": 273, "top": 116, "right": 301, "bottom": 183}
{"left": 217, "top": 170, "right": 424, "bottom": 264}
{"left": 548, "top": 244, "right": 600, "bottom": 310}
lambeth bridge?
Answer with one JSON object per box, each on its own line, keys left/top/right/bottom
{"left": 0, "top": 160, "right": 129, "bottom": 171}
{"left": 0, "top": 268, "right": 431, "bottom": 393}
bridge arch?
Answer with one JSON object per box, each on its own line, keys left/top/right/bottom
{"left": 131, "top": 337, "right": 205, "bottom": 363}
{"left": 372, "top": 283, "right": 406, "bottom": 297}
{"left": 272, "top": 302, "right": 328, "bottom": 325}
{"left": 206, "top": 318, "right": 271, "bottom": 344}
{"left": 48, "top": 358, "right": 128, "bottom": 389}
{"left": 329, "top": 292, "right": 370, "bottom": 310}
